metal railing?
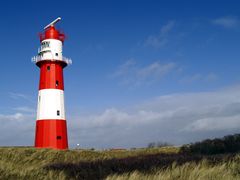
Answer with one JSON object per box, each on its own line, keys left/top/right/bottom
{"left": 31, "top": 56, "right": 72, "bottom": 65}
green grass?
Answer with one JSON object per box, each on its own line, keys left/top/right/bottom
{"left": 0, "top": 146, "right": 239, "bottom": 179}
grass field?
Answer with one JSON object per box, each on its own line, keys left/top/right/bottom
{"left": 0, "top": 146, "right": 239, "bottom": 180}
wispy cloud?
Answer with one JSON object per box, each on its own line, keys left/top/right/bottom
{"left": 9, "top": 92, "right": 34, "bottom": 103}
{"left": 112, "top": 60, "right": 217, "bottom": 87}
{"left": 112, "top": 59, "right": 137, "bottom": 78}
{"left": 0, "top": 113, "right": 25, "bottom": 121}
{"left": 205, "top": 73, "right": 218, "bottom": 82}
{"left": 13, "top": 106, "right": 35, "bottom": 113}
{"left": 212, "top": 16, "right": 239, "bottom": 28}
{"left": 137, "top": 62, "right": 176, "bottom": 79}
{"left": 179, "top": 73, "right": 218, "bottom": 83}
{"left": 144, "top": 21, "right": 175, "bottom": 49}
{"left": 112, "top": 59, "right": 177, "bottom": 86}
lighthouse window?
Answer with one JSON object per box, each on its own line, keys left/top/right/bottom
{"left": 47, "top": 66, "right": 50, "bottom": 71}
{"left": 56, "top": 80, "right": 59, "bottom": 87}
{"left": 57, "top": 136, "right": 62, "bottom": 140}
{"left": 55, "top": 53, "right": 58, "bottom": 56}
{"left": 57, "top": 110, "right": 60, "bottom": 116}
{"left": 41, "top": 41, "right": 50, "bottom": 49}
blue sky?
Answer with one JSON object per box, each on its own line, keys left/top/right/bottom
{"left": 0, "top": 0, "right": 240, "bottom": 148}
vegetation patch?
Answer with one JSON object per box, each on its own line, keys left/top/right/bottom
{"left": 0, "top": 134, "right": 240, "bottom": 179}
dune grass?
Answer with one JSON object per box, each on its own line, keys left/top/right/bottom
{"left": 106, "top": 158, "right": 240, "bottom": 180}
{"left": 0, "top": 147, "right": 177, "bottom": 179}
{"left": 0, "top": 146, "right": 239, "bottom": 179}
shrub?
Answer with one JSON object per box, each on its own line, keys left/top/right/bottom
{"left": 180, "top": 134, "right": 240, "bottom": 155}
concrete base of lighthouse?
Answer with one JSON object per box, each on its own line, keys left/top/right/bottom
{"left": 35, "top": 120, "right": 68, "bottom": 149}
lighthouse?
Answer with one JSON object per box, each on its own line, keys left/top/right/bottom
{"left": 32, "top": 17, "right": 72, "bottom": 149}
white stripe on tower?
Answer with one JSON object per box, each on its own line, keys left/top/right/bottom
{"left": 37, "top": 89, "right": 65, "bottom": 120}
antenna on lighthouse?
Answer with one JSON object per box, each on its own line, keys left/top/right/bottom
{"left": 44, "top": 17, "right": 61, "bottom": 30}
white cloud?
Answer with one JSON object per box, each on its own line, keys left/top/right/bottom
{"left": 137, "top": 62, "right": 176, "bottom": 79}
{"left": 212, "top": 16, "right": 239, "bottom": 28}
{"left": 0, "top": 112, "right": 35, "bottom": 146}
{"left": 68, "top": 85, "right": 240, "bottom": 148}
{"left": 180, "top": 73, "right": 202, "bottom": 83}
{"left": 9, "top": 92, "right": 34, "bottom": 103}
{"left": 183, "top": 115, "right": 240, "bottom": 132}
{"left": 112, "top": 60, "right": 217, "bottom": 87}
{"left": 144, "top": 21, "right": 175, "bottom": 48}
{"left": 13, "top": 106, "right": 35, "bottom": 113}
{"left": 179, "top": 73, "right": 218, "bottom": 83}
{"left": 0, "top": 113, "right": 25, "bottom": 121}
{"left": 160, "top": 21, "right": 175, "bottom": 34}
{"left": 112, "top": 60, "right": 177, "bottom": 86}
{"left": 205, "top": 73, "right": 218, "bottom": 82}
{"left": 1, "top": 86, "right": 240, "bottom": 149}
{"left": 112, "top": 59, "right": 136, "bottom": 78}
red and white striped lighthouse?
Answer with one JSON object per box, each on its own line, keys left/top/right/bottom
{"left": 32, "top": 17, "right": 72, "bottom": 149}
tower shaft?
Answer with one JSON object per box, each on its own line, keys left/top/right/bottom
{"left": 35, "top": 61, "right": 68, "bottom": 149}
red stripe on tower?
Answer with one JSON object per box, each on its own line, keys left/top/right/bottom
{"left": 32, "top": 17, "right": 72, "bottom": 150}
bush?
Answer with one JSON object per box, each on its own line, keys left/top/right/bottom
{"left": 147, "top": 141, "right": 173, "bottom": 148}
{"left": 180, "top": 134, "right": 240, "bottom": 155}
